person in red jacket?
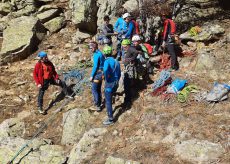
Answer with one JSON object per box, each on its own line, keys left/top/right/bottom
{"left": 33, "top": 51, "right": 70, "bottom": 114}
{"left": 161, "top": 13, "right": 179, "bottom": 71}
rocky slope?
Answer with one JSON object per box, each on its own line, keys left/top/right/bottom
{"left": 0, "top": 0, "right": 230, "bottom": 163}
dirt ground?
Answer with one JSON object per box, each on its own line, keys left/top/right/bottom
{"left": 0, "top": 20, "right": 230, "bottom": 163}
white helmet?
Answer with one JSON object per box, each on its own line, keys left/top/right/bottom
{"left": 122, "top": 13, "right": 131, "bottom": 19}
{"left": 132, "top": 34, "right": 141, "bottom": 42}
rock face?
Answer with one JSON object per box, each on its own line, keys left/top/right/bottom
{"left": 175, "top": 0, "right": 224, "bottom": 26}
{"left": 0, "top": 118, "right": 25, "bottom": 138}
{"left": 61, "top": 108, "right": 91, "bottom": 145}
{"left": 69, "top": 0, "right": 98, "bottom": 33}
{"left": 0, "top": 137, "right": 67, "bottom": 163}
{"left": 68, "top": 128, "right": 107, "bottom": 164}
{"left": 195, "top": 49, "right": 216, "bottom": 71}
{"left": 0, "top": 16, "right": 46, "bottom": 65}
{"left": 122, "top": 0, "right": 138, "bottom": 12}
{"left": 0, "top": 2, "right": 13, "bottom": 15}
{"left": 72, "top": 30, "right": 91, "bottom": 44}
{"left": 44, "top": 16, "right": 65, "bottom": 33}
{"left": 37, "top": 8, "right": 60, "bottom": 23}
{"left": 180, "top": 24, "right": 225, "bottom": 42}
{"left": 96, "top": 0, "right": 124, "bottom": 26}
{"left": 175, "top": 139, "right": 225, "bottom": 163}
{"left": 105, "top": 156, "right": 141, "bottom": 164}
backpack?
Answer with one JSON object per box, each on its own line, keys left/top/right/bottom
{"left": 131, "top": 20, "right": 140, "bottom": 35}
{"left": 141, "top": 43, "right": 153, "bottom": 57}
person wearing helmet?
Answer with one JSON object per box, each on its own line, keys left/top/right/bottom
{"left": 121, "top": 39, "right": 139, "bottom": 106}
{"left": 97, "top": 15, "right": 114, "bottom": 45}
{"left": 116, "top": 13, "right": 135, "bottom": 60}
{"left": 33, "top": 51, "right": 71, "bottom": 115}
{"left": 89, "top": 41, "right": 105, "bottom": 112}
{"left": 122, "top": 13, "right": 135, "bottom": 39}
{"left": 102, "top": 46, "right": 121, "bottom": 125}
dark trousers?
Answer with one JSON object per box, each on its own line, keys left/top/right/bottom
{"left": 124, "top": 73, "right": 132, "bottom": 103}
{"left": 105, "top": 82, "right": 118, "bottom": 119}
{"left": 38, "top": 79, "right": 68, "bottom": 108}
{"left": 92, "top": 82, "right": 102, "bottom": 107}
{"left": 167, "top": 43, "right": 178, "bottom": 70}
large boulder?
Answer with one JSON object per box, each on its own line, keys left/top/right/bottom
{"left": 175, "top": 139, "right": 225, "bottom": 163}
{"left": 175, "top": 0, "right": 224, "bottom": 26}
{"left": 69, "top": 0, "right": 98, "bottom": 33}
{"left": 37, "top": 8, "right": 60, "bottom": 23}
{"left": 0, "top": 137, "right": 67, "bottom": 163}
{"left": 44, "top": 16, "right": 65, "bottom": 33}
{"left": 105, "top": 156, "right": 141, "bottom": 164}
{"left": 61, "top": 108, "right": 92, "bottom": 145}
{"left": 195, "top": 49, "right": 216, "bottom": 71}
{"left": 72, "top": 30, "right": 91, "bottom": 44}
{"left": 97, "top": 0, "right": 124, "bottom": 26}
{"left": 68, "top": 128, "right": 107, "bottom": 164}
{"left": 122, "top": 0, "right": 138, "bottom": 12}
{"left": 0, "top": 2, "right": 13, "bottom": 15}
{"left": 0, "top": 118, "right": 25, "bottom": 138}
{"left": 180, "top": 24, "right": 225, "bottom": 42}
{"left": 0, "top": 16, "right": 46, "bottom": 65}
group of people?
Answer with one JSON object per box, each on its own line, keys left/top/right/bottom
{"left": 33, "top": 11, "right": 179, "bottom": 126}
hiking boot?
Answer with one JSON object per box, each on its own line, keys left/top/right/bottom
{"left": 38, "top": 107, "right": 46, "bottom": 115}
{"left": 103, "top": 118, "right": 114, "bottom": 125}
{"left": 89, "top": 106, "right": 102, "bottom": 112}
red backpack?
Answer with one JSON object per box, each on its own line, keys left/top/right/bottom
{"left": 131, "top": 20, "right": 140, "bottom": 35}
{"left": 143, "top": 43, "right": 153, "bottom": 56}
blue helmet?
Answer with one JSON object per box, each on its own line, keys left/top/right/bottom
{"left": 38, "top": 51, "right": 47, "bottom": 58}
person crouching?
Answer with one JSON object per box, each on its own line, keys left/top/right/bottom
{"left": 33, "top": 51, "right": 71, "bottom": 115}
{"left": 102, "top": 46, "right": 121, "bottom": 125}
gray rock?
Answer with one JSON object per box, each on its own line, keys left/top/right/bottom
{"left": 105, "top": 156, "right": 141, "bottom": 164}
{"left": 37, "top": 0, "right": 54, "bottom": 2}
{"left": 0, "top": 16, "right": 46, "bottom": 65}
{"left": 97, "top": 0, "right": 123, "bottom": 26}
{"left": 44, "top": 16, "right": 65, "bottom": 33}
{"left": 72, "top": 30, "right": 91, "bottom": 44}
{"left": 180, "top": 24, "right": 225, "bottom": 42}
{"left": 195, "top": 49, "right": 216, "bottom": 71}
{"left": 226, "top": 33, "right": 230, "bottom": 43}
{"left": 0, "top": 137, "right": 67, "bottom": 163}
{"left": 69, "top": 0, "right": 98, "bottom": 33}
{"left": 37, "top": 8, "right": 60, "bottom": 23}
{"left": 0, "top": 118, "right": 25, "bottom": 138}
{"left": 122, "top": 0, "right": 138, "bottom": 12}
{"left": 11, "top": 5, "right": 36, "bottom": 17}
{"left": 0, "top": 2, "right": 13, "bottom": 15}
{"left": 68, "top": 128, "right": 107, "bottom": 164}
{"left": 61, "top": 108, "right": 91, "bottom": 145}
{"left": 175, "top": 139, "right": 225, "bottom": 163}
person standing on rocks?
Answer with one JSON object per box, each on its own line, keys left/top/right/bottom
{"left": 33, "top": 51, "right": 71, "bottom": 115}
{"left": 97, "top": 15, "right": 114, "bottom": 46}
{"left": 102, "top": 45, "right": 121, "bottom": 125}
{"left": 161, "top": 13, "right": 179, "bottom": 71}
{"left": 89, "top": 42, "right": 105, "bottom": 111}
{"left": 121, "top": 39, "right": 139, "bottom": 107}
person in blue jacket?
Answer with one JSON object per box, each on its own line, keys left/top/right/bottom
{"left": 116, "top": 13, "right": 135, "bottom": 60}
{"left": 89, "top": 41, "right": 105, "bottom": 111}
{"left": 122, "top": 13, "right": 135, "bottom": 39}
{"left": 102, "top": 46, "right": 121, "bottom": 125}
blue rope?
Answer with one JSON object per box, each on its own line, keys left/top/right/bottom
{"left": 63, "top": 69, "right": 91, "bottom": 95}
{"left": 152, "top": 70, "right": 171, "bottom": 91}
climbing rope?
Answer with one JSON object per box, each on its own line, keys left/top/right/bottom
{"left": 7, "top": 69, "right": 90, "bottom": 164}
{"left": 152, "top": 70, "right": 171, "bottom": 92}
{"left": 177, "top": 85, "right": 198, "bottom": 103}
